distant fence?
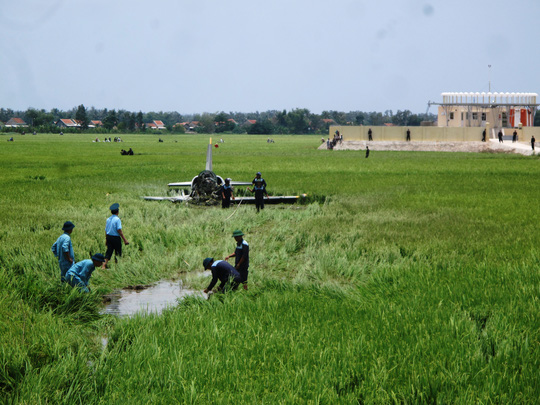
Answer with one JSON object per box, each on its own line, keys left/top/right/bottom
{"left": 330, "top": 126, "right": 540, "bottom": 142}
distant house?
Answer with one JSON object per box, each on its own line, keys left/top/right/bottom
{"left": 5, "top": 118, "right": 28, "bottom": 127}
{"left": 88, "top": 120, "right": 103, "bottom": 128}
{"left": 173, "top": 123, "right": 187, "bottom": 131}
{"left": 322, "top": 119, "right": 335, "bottom": 125}
{"left": 246, "top": 119, "right": 257, "bottom": 125}
{"left": 154, "top": 120, "right": 166, "bottom": 129}
{"left": 177, "top": 121, "right": 190, "bottom": 129}
{"left": 186, "top": 121, "right": 200, "bottom": 131}
{"left": 145, "top": 120, "right": 166, "bottom": 130}
{"left": 228, "top": 118, "right": 237, "bottom": 125}
{"left": 56, "top": 119, "right": 81, "bottom": 128}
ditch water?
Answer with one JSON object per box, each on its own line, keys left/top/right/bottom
{"left": 101, "top": 279, "right": 207, "bottom": 317}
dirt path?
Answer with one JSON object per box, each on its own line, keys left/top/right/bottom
{"left": 320, "top": 139, "right": 536, "bottom": 156}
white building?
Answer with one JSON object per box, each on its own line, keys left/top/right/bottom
{"left": 437, "top": 92, "right": 538, "bottom": 128}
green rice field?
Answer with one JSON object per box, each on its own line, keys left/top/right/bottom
{"left": 1, "top": 133, "right": 539, "bottom": 403}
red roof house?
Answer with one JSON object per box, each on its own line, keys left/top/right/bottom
{"left": 6, "top": 118, "right": 28, "bottom": 127}
{"left": 56, "top": 119, "right": 80, "bottom": 128}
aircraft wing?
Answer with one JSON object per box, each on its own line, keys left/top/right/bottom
{"left": 143, "top": 195, "right": 191, "bottom": 202}
{"left": 144, "top": 189, "right": 191, "bottom": 202}
{"left": 232, "top": 195, "right": 307, "bottom": 204}
{"left": 167, "top": 181, "right": 192, "bottom": 188}
{"left": 230, "top": 181, "right": 252, "bottom": 186}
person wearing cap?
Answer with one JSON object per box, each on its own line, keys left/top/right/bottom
{"left": 51, "top": 221, "right": 76, "bottom": 282}
{"left": 202, "top": 257, "right": 242, "bottom": 294}
{"left": 225, "top": 230, "right": 250, "bottom": 290}
{"left": 252, "top": 172, "right": 267, "bottom": 189}
{"left": 249, "top": 172, "right": 268, "bottom": 213}
{"left": 65, "top": 253, "right": 106, "bottom": 293}
{"left": 103, "top": 203, "right": 129, "bottom": 269}
{"left": 220, "top": 178, "right": 234, "bottom": 208}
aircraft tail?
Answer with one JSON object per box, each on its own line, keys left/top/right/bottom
{"left": 205, "top": 138, "right": 212, "bottom": 171}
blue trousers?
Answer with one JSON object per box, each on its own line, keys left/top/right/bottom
{"left": 66, "top": 273, "right": 89, "bottom": 293}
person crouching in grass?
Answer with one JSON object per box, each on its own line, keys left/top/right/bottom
{"left": 202, "top": 257, "right": 242, "bottom": 294}
{"left": 65, "top": 253, "right": 106, "bottom": 293}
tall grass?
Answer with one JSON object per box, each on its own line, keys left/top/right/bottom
{"left": 1, "top": 133, "right": 539, "bottom": 403}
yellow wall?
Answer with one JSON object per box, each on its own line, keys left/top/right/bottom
{"left": 330, "top": 125, "right": 540, "bottom": 142}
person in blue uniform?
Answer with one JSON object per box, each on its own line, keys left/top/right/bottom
{"left": 220, "top": 178, "right": 234, "bottom": 208}
{"left": 103, "top": 203, "right": 129, "bottom": 269}
{"left": 249, "top": 172, "right": 268, "bottom": 212}
{"left": 65, "top": 253, "right": 106, "bottom": 293}
{"left": 225, "top": 230, "right": 249, "bottom": 290}
{"left": 202, "top": 257, "right": 242, "bottom": 293}
{"left": 51, "top": 221, "right": 76, "bottom": 282}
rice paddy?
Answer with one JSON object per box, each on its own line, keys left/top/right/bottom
{"left": 1, "top": 133, "right": 539, "bottom": 403}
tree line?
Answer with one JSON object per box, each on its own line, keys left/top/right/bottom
{"left": 0, "top": 105, "right": 439, "bottom": 135}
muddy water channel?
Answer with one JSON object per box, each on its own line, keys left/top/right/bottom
{"left": 102, "top": 279, "right": 207, "bottom": 317}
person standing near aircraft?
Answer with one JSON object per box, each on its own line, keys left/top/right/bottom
{"left": 51, "top": 221, "right": 75, "bottom": 282}
{"left": 368, "top": 128, "right": 373, "bottom": 141}
{"left": 65, "top": 253, "right": 106, "bottom": 293}
{"left": 406, "top": 128, "right": 411, "bottom": 141}
{"left": 225, "top": 230, "right": 249, "bottom": 290}
{"left": 249, "top": 172, "right": 268, "bottom": 212}
{"left": 102, "top": 203, "right": 129, "bottom": 269}
{"left": 498, "top": 130, "right": 503, "bottom": 143}
{"left": 482, "top": 129, "right": 486, "bottom": 142}
{"left": 365, "top": 146, "right": 370, "bottom": 158}
{"left": 203, "top": 257, "right": 242, "bottom": 293}
{"left": 252, "top": 171, "right": 266, "bottom": 188}
{"left": 220, "top": 178, "right": 234, "bottom": 208}
{"left": 532, "top": 136, "right": 536, "bottom": 151}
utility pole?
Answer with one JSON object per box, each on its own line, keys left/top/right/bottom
{"left": 488, "top": 65, "right": 491, "bottom": 93}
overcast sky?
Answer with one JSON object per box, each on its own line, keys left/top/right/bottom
{"left": 1, "top": 0, "right": 538, "bottom": 115}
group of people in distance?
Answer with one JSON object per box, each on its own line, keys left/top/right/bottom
{"left": 220, "top": 171, "right": 269, "bottom": 212}
{"left": 51, "top": 203, "right": 128, "bottom": 293}
{"left": 203, "top": 229, "right": 250, "bottom": 294}
{"left": 93, "top": 137, "right": 123, "bottom": 143}
{"left": 326, "top": 131, "right": 343, "bottom": 149}
{"left": 120, "top": 148, "right": 134, "bottom": 155}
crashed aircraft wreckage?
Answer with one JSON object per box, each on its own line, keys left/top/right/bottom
{"left": 144, "top": 138, "right": 305, "bottom": 205}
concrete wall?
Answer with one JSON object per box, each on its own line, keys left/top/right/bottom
{"left": 522, "top": 127, "right": 540, "bottom": 142}
{"left": 330, "top": 125, "right": 540, "bottom": 142}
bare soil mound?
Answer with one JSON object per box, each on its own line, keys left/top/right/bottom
{"left": 319, "top": 140, "right": 535, "bottom": 155}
